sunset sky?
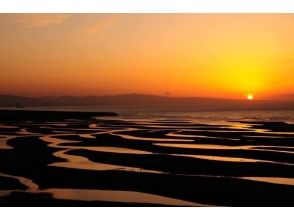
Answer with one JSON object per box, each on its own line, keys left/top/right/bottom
{"left": 0, "top": 14, "right": 293, "bottom": 100}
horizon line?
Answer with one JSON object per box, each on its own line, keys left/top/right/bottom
{"left": 0, "top": 93, "right": 293, "bottom": 102}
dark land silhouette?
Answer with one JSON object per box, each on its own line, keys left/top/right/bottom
{"left": 0, "top": 94, "right": 293, "bottom": 111}
{"left": 0, "top": 109, "right": 294, "bottom": 206}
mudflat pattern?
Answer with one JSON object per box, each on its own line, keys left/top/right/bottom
{"left": 0, "top": 116, "right": 294, "bottom": 206}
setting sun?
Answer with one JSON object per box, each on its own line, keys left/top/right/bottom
{"left": 0, "top": 12, "right": 294, "bottom": 208}
{"left": 247, "top": 94, "right": 254, "bottom": 100}
{"left": 0, "top": 14, "right": 293, "bottom": 100}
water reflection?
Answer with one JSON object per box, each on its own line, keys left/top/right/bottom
{"left": 242, "top": 177, "right": 294, "bottom": 186}
{"left": 167, "top": 132, "right": 239, "bottom": 140}
{"left": 87, "top": 146, "right": 151, "bottom": 154}
{"left": 50, "top": 149, "right": 160, "bottom": 174}
{"left": 0, "top": 172, "right": 202, "bottom": 206}
{"left": 154, "top": 143, "right": 251, "bottom": 150}
{"left": 0, "top": 136, "right": 14, "bottom": 149}
{"left": 44, "top": 188, "right": 203, "bottom": 206}
{"left": 114, "top": 133, "right": 194, "bottom": 142}
{"left": 0, "top": 172, "right": 39, "bottom": 191}
{"left": 17, "top": 128, "right": 40, "bottom": 135}
{"left": 172, "top": 154, "right": 262, "bottom": 163}
{"left": 1, "top": 114, "right": 294, "bottom": 206}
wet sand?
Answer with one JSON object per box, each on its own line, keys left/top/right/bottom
{"left": 0, "top": 110, "right": 294, "bottom": 206}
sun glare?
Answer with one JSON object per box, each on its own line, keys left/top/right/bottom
{"left": 247, "top": 94, "right": 254, "bottom": 100}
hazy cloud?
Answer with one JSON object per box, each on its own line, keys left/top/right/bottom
{"left": 0, "top": 14, "right": 70, "bottom": 28}
{"left": 83, "top": 15, "right": 122, "bottom": 37}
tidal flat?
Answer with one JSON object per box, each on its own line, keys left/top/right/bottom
{"left": 0, "top": 110, "right": 294, "bottom": 206}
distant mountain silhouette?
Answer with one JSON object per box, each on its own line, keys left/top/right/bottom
{"left": 0, "top": 93, "right": 293, "bottom": 111}
{"left": 272, "top": 93, "right": 294, "bottom": 101}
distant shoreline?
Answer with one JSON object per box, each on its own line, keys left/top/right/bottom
{"left": 0, "top": 94, "right": 293, "bottom": 111}
{"left": 0, "top": 109, "right": 118, "bottom": 121}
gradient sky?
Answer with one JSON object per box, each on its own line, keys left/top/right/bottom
{"left": 0, "top": 14, "right": 293, "bottom": 99}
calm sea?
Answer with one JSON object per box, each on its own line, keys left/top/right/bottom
{"left": 1, "top": 105, "right": 294, "bottom": 123}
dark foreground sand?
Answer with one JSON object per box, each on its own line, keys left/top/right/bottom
{"left": 0, "top": 110, "right": 294, "bottom": 206}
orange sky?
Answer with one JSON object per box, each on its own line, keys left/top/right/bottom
{"left": 0, "top": 14, "right": 293, "bottom": 100}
